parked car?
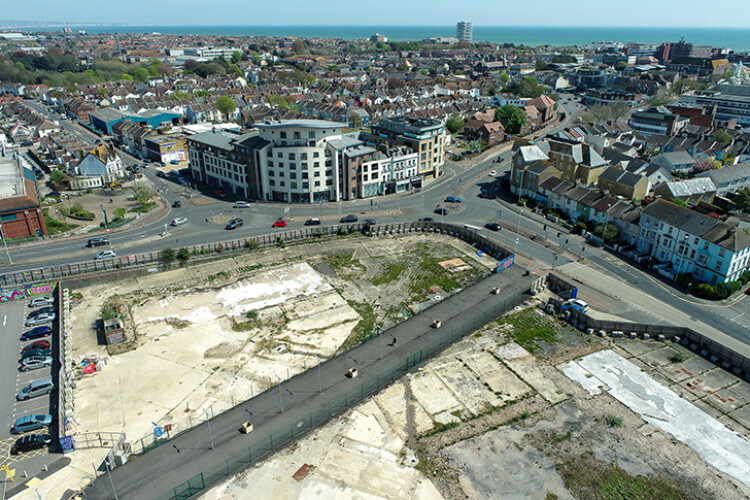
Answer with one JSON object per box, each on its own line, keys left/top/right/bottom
{"left": 170, "top": 159, "right": 179, "bottom": 165}
{"left": 364, "top": 219, "right": 376, "bottom": 226}
{"left": 304, "top": 218, "right": 321, "bottom": 226}
{"left": 340, "top": 214, "right": 358, "bottom": 223}
{"left": 484, "top": 222, "right": 501, "bottom": 231}
{"left": 11, "top": 414, "right": 53, "bottom": 434}
{"left": 16, "top": 378, "right": 55, "bottom": 401}
{"left": 28, "top": 307, "right": 55, "bottom": 318}
{"left": 94, "top": 250, "right": 117, "bottom": 260}
{"left": 225, "top": 218, "right": 243, "bottom": 230}
{"left": 19, "top": 356, "right": 53, "bottom": 372}
{"left": 418, "top": 217, "right": 434, "bottom": 222}
{"left": 445, "top": 196, "right": 462, "bottom": 203}
{"left": 489, "top": 170, "right": 498, "bottom": 177}
{"left": 272, "top": 219, "right": 287, "bottom": 228}
{"left": 21, "top": 326, "right": 52, "bottom": 341}
{"left": 25, "top": 313, "right": 56, "bottom": 327}
{"left": 21, "top": 348, "right": 52, "bottom": 361}
{"left": 11, "top": 434, "right": 53, "bottom": 454}
{"left": 170, "top": 217, "right": 188, "bottom": 227}
{"left": 214, "top": 190, "right": 227, "bottom": 198}
{"left": 171, "top": 200, "right": 181, "bottom": 208}
{"left": 565, "top": 299, "right": 590, "bottom": 313}
{"left": 22, "top": 340, "right": 51, "bottom": 352}
{"left": 29, "top": 296, "right": 55, "bottom": 308}
{"left": 86, "top": 237, "right": 109, "bottom": 248}
{"left": 434, "top": 207, "right": 449, "bottom": 216}
{"left": 233, "top": 201, "right": 251, "bottom": 208}
{"left": 155, "top": 171, "right": 167, "bottom": 178}
{"left": 159, "top": 162, "right": 167, "bottom": 167}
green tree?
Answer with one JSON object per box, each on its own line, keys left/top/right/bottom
{"left": 468, "top": 140, "right": 482, "bottom": 153}
{"left": 113, "top": 207, "right": 126, "bottom": 219}
{"left": 292, "top": 40, "right": 306, "bottom": 55}
{"left": 231, "top": 51, "right": 242, "bottom": 64}
{"left": 170, "top": 90, "right": 191, "bottom": 100}
{"left": 195, "top": 90, "right": 211, "bottom": 97}
{"left": 498, "top": 72, "right": 510, "bottom": 84}
{"left": 714, "top": 129, "right": 731, "bottom": 143}
{"left": 495, "top": 105, "right": 527, "bottom": 134}
{"left": 535, "top": 59, "right": 548, "bottom": 71}
{"left": 445, "top": 114, "right": 464, "bottom": 134}
{"left": 132, "top": 67, "right": 149, "bottom": 83}
{"left": 616, "top": 61, "right": 628, "bottom": 71}
{"left": 177, "top": 247, "right": 190, "bottom": 261}
{"left": 734, "top": 188, "right": 750, "bottom": 212}
{"left": 229, "top": 64, "right": 242, "bottom": 77}
{"left": 161, "top": 247, "right": 176, "bottom": 264}
{"left": 216, "top": 96, "right": 237, "bottom": 117}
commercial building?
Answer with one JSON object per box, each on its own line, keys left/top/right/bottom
{"left": 183, "top": 47, "right": 239, "bottom": 59}
{"left": 628, "top": 107, "right": 689, "bottom": 137}
{"left": 656, "top": 42, "right": 712, "bottom": 63}
{"left": 0, "top": 151, "right": 46, "bottom": 239}
{"left": 370, "top": 33, "right": 388, "bottom": 43}
{"left": 679, "top": 84, "right": 750, "bottom": 126}
{"left": 144, "top": 134, "right": 187, "bottom": 164}
{"left": 89, "top": 108, "right": 181, "bottom": 135}
{"left": 368, "top": 116, "right": 446, "bottom": 179}
{"left": 456, "top": 21, "right": 473, "bottom": 42}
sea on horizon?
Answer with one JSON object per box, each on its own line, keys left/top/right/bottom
{"left": 11, "top": 25, "right": 750, "bottom": 52}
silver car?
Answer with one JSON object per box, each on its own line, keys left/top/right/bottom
{"left": 19, "top": 356, "right": 53, "bottom": 372}
{"left": 29, "top": 296, "right": 55, "bottom": 308}
{"left": 25, "top": 312, "right": 56, "bottom": 327}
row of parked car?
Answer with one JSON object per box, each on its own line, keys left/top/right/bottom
{"left": 11, "top": 295, "right": 57, "bottom": 455}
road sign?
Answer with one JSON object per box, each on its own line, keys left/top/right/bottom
{"left": 515, "top": 237, "right": 519, "bottom": 245}
{"left": 497, "top": 210, "right": 503, "bottom": 219}
{"left": 154, "top": 426, "right": 163, "bottom": 438}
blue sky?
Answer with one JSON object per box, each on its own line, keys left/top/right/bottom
{"left": 4, "top": 0, "right": 750, "bottom": 27}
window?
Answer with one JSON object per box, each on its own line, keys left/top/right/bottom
{"left": 719, "top": 248, "right": 726, "bottom": 258}
{"left": 279, "top": 171, "right": 285, "bottom": 177}
{"left": 291, "top": 182, "right": 298, "bottom": 189}
{"left": 314, "top": 181, "right": 321, "bottom": 187}
{"left": 703, "top": 242, "right": 709, "bottom": 251}
{"left": 308, "top": 131, "right": 316, "bottom": 139}
{"left": 280, "top": 181, "right": 285, "bottom": 187}
{"left": 301, "top": 153, "right": 308, "bottom": 160}
{"left": 314, "top": 161, "right": 320, "bottom": 168}
{"left": 1, "top": 214, "right": 17, "bottom": 222}
{"left": 301, "top": 162, "right": 308, "bottom": 168}
{"left": 302, "top": 172, "right": 308, "bottom": 179}
{"left": 290, "top": 172, "right": 297, "bottom": 179}
{"left": 280, "top": 131, "right": 287, "bottom": 138}
{"left": 269, "top": 179, "right": 275, "bottom": 186}
{"left": 289, "top": 153, "right": 295, "bottom": 160}
{"left": 289, "top": 163, "right": 296, "bottom": 170}
{"left": 277, "top": 151, "right": 283, "bottom": 158}
{"left": 303, "top": 181, "right": 309, "bottom": 189}
{"left": 314, "top": 171, "right": 320, "bottom": 177}
{"left": 293, "top": 131, "right": 301, "bottom": 139}
{"left": 326, "top": 179, "right": 333, "bottom": 186}
{"left": 313, "top": 152, "right": 320, "bottom": 158}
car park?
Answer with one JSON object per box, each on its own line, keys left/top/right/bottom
{"left": 171, "top": 200, "right": 181, "bottom": 208}
{"left": 25, "top": 313, "right": 55, "bottom": 327}
{"left": 484, "top": 222, "right": 501, "bottom": 231}
{"left": 445, "top": 196, "right": 462, "bottom": 203}
{"left": 170, "top": 217, "right": 188, "bottom": 227}
{"left": 21, "top": 326, "right": 52, "bottom": 341}
{"left": 11, "top": 414, "right": 53, "bottom": 434}
{"left": 21, "top": 340, "right": 50, "bottom": 352}
{"left": 86, "top": 237, "right": 109, "bottom": 248}
{"left": 272, "top": 218, "right": 288, "bottom": 228}
{"left": 225, "top": 218, "right": 243, "bottom": 230}
{"left": 304, "top": 218, "right": 321, "bottom": 226}
{"left": 233, "top": 201, "right": 251, "bottom": 208}
{"left": 340, "top": 214, "right": 358, "bottom": 223}
{"left": 19, "top": 356, "right": 53, "bottom": 372}
{"left": 94, "top": 250, "right": 117, "bottom": 260}
{"left": 11, "top": 434, "right": 53, "bottom": 454}
{"left": 16, "top": 378, "right": 55, "bottom": 401}
{"left": 29, "top": 296, "right": 55, "bottom": 307}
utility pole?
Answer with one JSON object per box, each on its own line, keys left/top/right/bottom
{"left": 203, "top": 408, "right": 214, "bottom": 450}
{"left": 104, "top": 459, "right": 119, "bottom": 500}
{"left": 316, "top": 355, "right": 322, "bottom": 393}
{"left": 0, "top": 225, "right": 12, "bottom": 265}
{"left": 100, "top": 205, "right": 112, "bottom": 248}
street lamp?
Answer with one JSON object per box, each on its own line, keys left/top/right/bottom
{"left": 674, "top": 234, "right": 689, "bottom": 283}
{"left": 203, "top": 408, "right": 214, "bottom": 450}
{"left": 104, "top": 459, "right": 119, "bottom": 500}
{"left": 0, "top": 225, "right": 12, "bottom": 265}
{"left": 602, "top": 203, "right": 612, "bottom": 244}
{"left": 515, "top": 209, "right": 522, "bottom": 254}
{"left": 100, "top": 205, "right": 112, "bottom": 248}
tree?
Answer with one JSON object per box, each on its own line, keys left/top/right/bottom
{"left": 616, "top": 61, "right": 628, "bottom": 71}
{"left": 291, "top": 40, "right": 306, "bottom": 55}
{"left": 498, "top": 72, "right": 510, "bottom": 84}
{"left": 714, "top": 129, "right": 731, "bottom": 143}
{"left": 216, "top": 96, "right": 236, "bottom": 117}
{"left": 132, "top": 185, "right": 155, "bottom": 207}
{"left": 535, "top": 59, "right": 548, "bottom": 71}
{"left": 609, "top": 102, "right": 629, "bottom": 122}
{"left": 468, "top": 140, "right": 482, "bottom": 153}
{"left": 735, "top": 188, "right": 750, "bottom": 212}
{"left": 177, "top": 247, "right": 190, "bottom": 261}
{"left": 132, "top": 68, "right": 149, "bottom": 83}
{"left": 231, "top": 51, "right": 242, "bottom": 64}
{"left": 113, "top": 207, "right": 126, "bottom": 219}
{"left": 348, "top": 113, "right": 363, "bottom": 129}
{"left": 161, "top": 247, "right": 176, "bottom": 264}
{"left": 195, "top": 90, "right": 211, "bottom": 97}
{"left": 495, "top": 105, "right": 527, "bottom": 134}
{"left": 445, "top": 114, "right": 464, "bottom": 134}
{"left": 692, "top": 158, "right": 721, "bottom": 174}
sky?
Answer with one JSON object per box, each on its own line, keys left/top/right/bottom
{"left": 3, "top": 0, "right": 750, "bottom": 28}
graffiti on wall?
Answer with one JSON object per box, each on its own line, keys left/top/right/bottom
{"left": 0, "top": 281, "right": 57, "bottom": 302}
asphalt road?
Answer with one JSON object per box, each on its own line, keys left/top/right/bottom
{"left": 83, "top": 262, "right": 534, "bottom": 500}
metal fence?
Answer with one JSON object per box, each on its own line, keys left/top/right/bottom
{"left": 163, "top": 292, "right": 524, "bottom": 500}
{"left": 0, "top": 221, "right": 513, "bottom": 288}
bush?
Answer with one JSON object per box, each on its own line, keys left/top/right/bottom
{"left": 177, "top": 247, "right": 190, "bottom": 261}
{"left": 572, "top": 222, "right": 587, "bottom": 235}
{"left": 161, "top": 247, "right": 176, "bottom": 264}
{"left": 605, "top": 415, "right": 623, "bottom": 427}
{"left": 244, "top": 239, "right": 259, "bottom": 249}
{"left": 276, "top": 236, "right": 285, "bottom": 248}
{"left": 740, "top": 270, "right": 750, "bottom": 285}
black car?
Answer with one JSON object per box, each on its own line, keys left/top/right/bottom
{"left": 172, "top": 200, "right": 181, "bottom": 208}
{"left": 20, "top": 348, "right": 53, "bottom": 361}
{"left": 86, "top": 237, "right": 109, "bottom": 248}
{"left": 364, "top": 219, "right": 376, "bottom": 226}
{"left": 484, "top": 222, "right": 501, "bottom": 231}
{"left": 418, "top": 217, "right": 434, "bottom": 222}
{"left": 434, "top": 207, "right": 449, "bottom": 216}
{"left": 340, "top": 214, "right": 358, "bottom": 223}
{"left": 225, "top": 218, "right": 243, "bottom": 230}
{"left": 28, "top": 306, "right": 55, "bottom": 318}
{"left": 11, "top": 434, "right": 52, "bottom": 455}
{"left": 304, "top": 218, "right": 321, "bottom": 226}
{"left": 156, "top": 171, "right": 167, "bottom": 178}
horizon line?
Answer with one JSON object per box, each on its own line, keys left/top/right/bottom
{"left": 1, "top": 23, "right": 748, "bottom": 29}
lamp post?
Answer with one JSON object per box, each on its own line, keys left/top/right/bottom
{"left": 0, "top": 225, "right": 12, "bottom": 265}
{"left": 100, "top": 205, "right": 112, "bottom": 248}
{"left": 275, "top": 374, "right": 284, "bottom": 413}
{"left": 104, "top": 459, "right": 119, "bottom": 500}
{"left": 674, "top": 234, "right": 689, "bottom": 282}
{"left": 316, "top": 354, "right": 322, "bottom": 393}
{"left": 203, "top": 408, "right": 214, "bottom": 450}
{"left": 602, "top": 203, "right": 612, "bottom": 245}
{"left": 515, "top": 209, "right": 522, "bottom": 255}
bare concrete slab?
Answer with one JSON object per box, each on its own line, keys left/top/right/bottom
{"left": 729, "top": 403, "right": 750, "bottom": 432}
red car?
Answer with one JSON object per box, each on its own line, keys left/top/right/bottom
{"left": 272, "top": 219, "right": 288, "bottom": 228}
{"left": 215, "top": 190, "right": 227, "bottom": 198}
{"left": 22, "top": 340, "right": 51, "bottom": 352}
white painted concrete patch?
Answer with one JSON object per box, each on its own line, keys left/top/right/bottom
{"left": 563, "top": 350, "right": 750, "bottom": 488}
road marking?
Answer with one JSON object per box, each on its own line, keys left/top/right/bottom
{"left": 2, "top": 315, "right": 5, "bottom": 326}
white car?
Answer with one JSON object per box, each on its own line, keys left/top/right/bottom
{"left": 233, "top": 201, "right": 251, "bottom": 208}
{"left": 171, "top": 217, "right": 188, "bottom": 226}
{"left": 95, "top": 250, "right": 117, "bottom": 260}
{"left": 29, "top": 296, "right": 55, "bottom": 308}
{"left": 489, "top": 170, "right": 497, "bottom": 177}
